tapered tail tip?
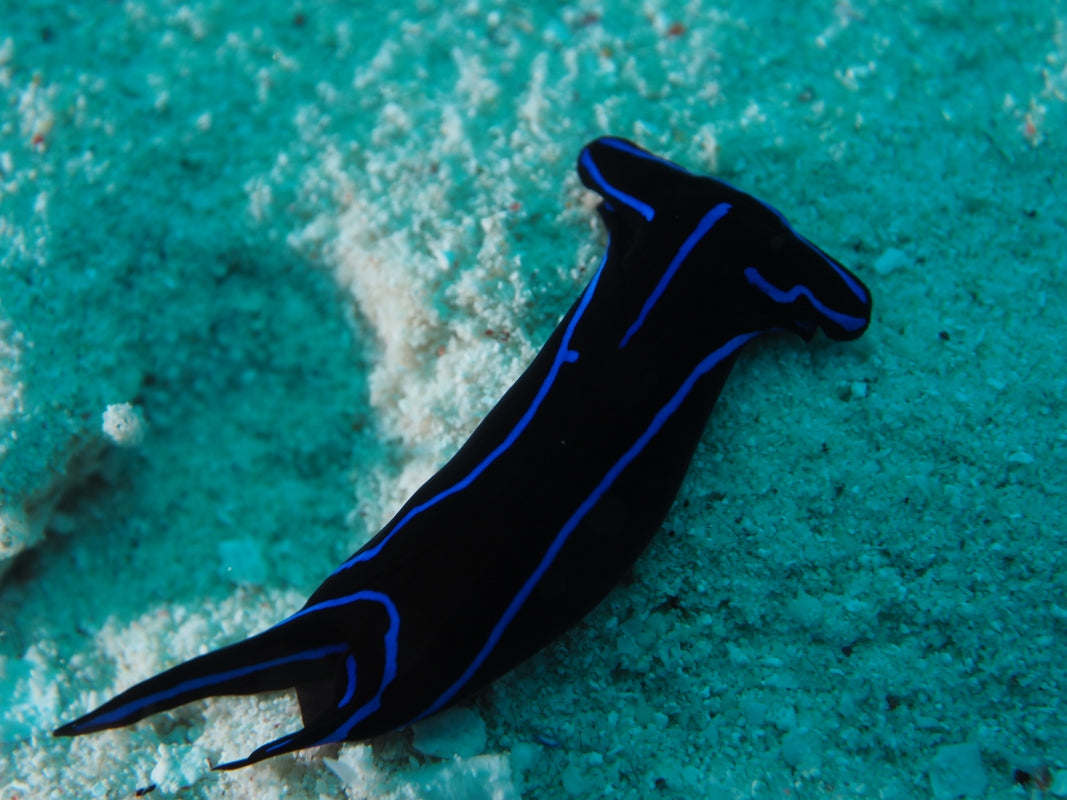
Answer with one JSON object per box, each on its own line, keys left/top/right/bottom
{"left": 54, "top": 716, "right": 95, "bottom": 737}
{"left": 212, "top": 721, "right": 339, "bottom": 770}
{"left": 212, "top": 755, "right": 256, "bottom": 771}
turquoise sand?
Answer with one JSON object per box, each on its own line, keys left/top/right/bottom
{"left": 0, "top": 2, "right": 1063, "bottom": 798}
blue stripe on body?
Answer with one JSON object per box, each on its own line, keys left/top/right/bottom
{"left": 618, "top": 203, "right": 732, "bottom": 348}
{"left": 578, "top": 149, "right": 656, "bottom": 221}
{"left": 80, "top": 643, "right": 349, "bottom": 730}
{"left": 332, "top": 245, "right": 610, "bottom": 576}
{"left": 744, "top": 267, "right": 869, "bottom": 333}
{"left": 597, "top": 137, "right": 867, "bottom": 307}
{"left": 797, "top": 231, "right": 870, "bottom": 305}
{"left": 418, "top": 329, "right": 764, "bottom": 719}
{"left": 338, "top": 655, "right": 357, "bottom": 709}
{"left": 595, "top": 137, "right": 690, "bottom": 174}
{"left": 270, "top": 590, "right": 401, "bottom": 749}
{"left": 595, "top": 140, "right": 867, "bottom": 308}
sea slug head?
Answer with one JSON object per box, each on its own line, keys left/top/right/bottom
{"left": 710, "top": 187, "right": 873, "bottom": 342}
{"left": 577, "top": 136, "right": 872, "bottom": 348}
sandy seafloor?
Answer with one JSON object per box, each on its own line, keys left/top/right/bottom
{"left": 0, "top": 1, "right": 1065, "bottom": 798}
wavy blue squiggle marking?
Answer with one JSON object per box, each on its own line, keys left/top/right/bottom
{"left": 726, "top": 184, "right": 869, "bottom": 307}
{"left": 618, "top": 203, "right": 731, "bottom": 348}
{"left": 419, "top": 330, "right": 763, "bottom": 718}
{"left": 744, "top": 267, "right": 868, "bottom": 333}
{"left": 332, "top": 248, "right": 609, "bottom": 576}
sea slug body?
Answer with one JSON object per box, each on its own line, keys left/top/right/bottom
{"left": 55, "top": 136, "right": 872, "bottom": 769}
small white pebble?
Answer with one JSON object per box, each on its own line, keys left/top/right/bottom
{"left": 562, "top": 763, "right": 589, "bottom": 796}
{"left": 726, "top": 642, "right": 751, "bottom": 666}
{"left": 101, "top": 403, "right": 146, "bottom": 447}
{"left": 411, "top": 706, "right": 486, "bottom": 758}
{"left": 741, "top": 698, "right": 767, "bottom": 726}
{"left": 929, "top": 742, "right": 988, "bottom": 799}
{"left": 781, "top": 728, "right": 821, "bottom": 774}
{"left": 509, "top": 742, "right": 541, "bottom": 773}
{"left": 323, "top": 745, "right": 377, "bottom": 793}
{"left": 323, "top": 756, "right": 361, "bottom": 787}
{"left": 787, "top": 591, "right": 824, "bottom": 628}
{"left": 1049, "top": 767, "right": 1067, "bottom": 796}
{"left": 873, "top": 247, "right": 910, "bottom": 276}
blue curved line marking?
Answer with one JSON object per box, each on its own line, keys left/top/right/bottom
{"left": 332, "top": 246, "right": 610, "bottom": 575}
{"left": 337, "top": 654, "right": 357, "bottom": 709}
{"left": 596, "top": 137, "right": 690, "bottom": 173}
{"left": 81, "top": 643, "right": 349, "bottom": 730}
{"left": 253, "top": 591, "right": 400, "bottom": 754}
{"left": 420, "top": 330, "right": 763, "bottom": 718}
{"left": 769, "top": 216, "right": 867, "bottom": 305}
{"left": 275, "top": 590, "right": 400, "bottom": 747}
{"left": 597, "top": 139, "right": 866, "bottom": 308}
{"left": 798, "top": 232, "right": 869, "bottom": 305}
{"left": 744, "top": 267, "right": 868, "bottom": 333}
{"left": 579, "top": 149, "right": 655, "bottom": 221}
{"left": 619, "top": 203, "right": 731, "bottom": 348}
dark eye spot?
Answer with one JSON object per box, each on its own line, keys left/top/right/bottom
{"left": 770, "top": 235, "right": 786, "bottom": 250}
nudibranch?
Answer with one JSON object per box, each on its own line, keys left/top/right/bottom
{"left": 55, "top": 136, "right": 871, "bottom": 769}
